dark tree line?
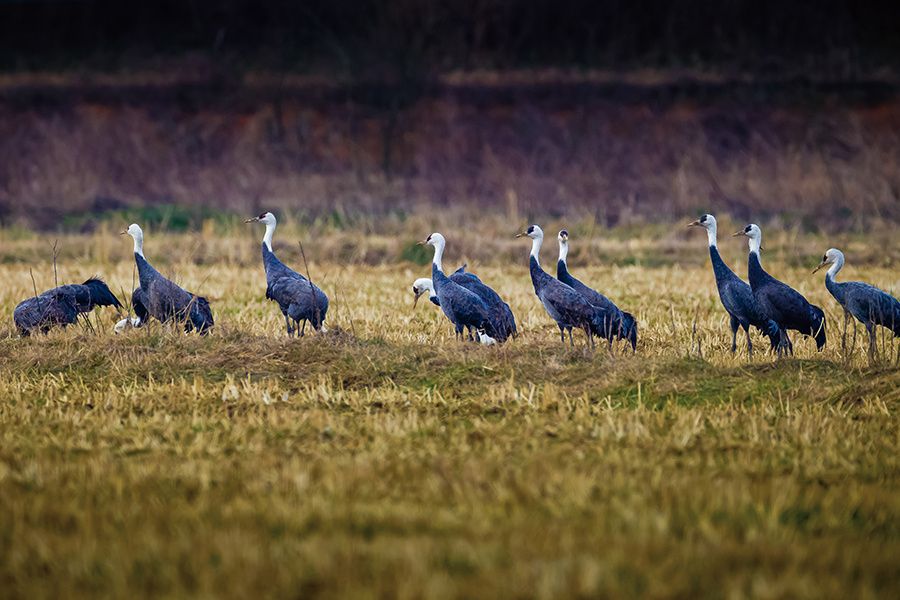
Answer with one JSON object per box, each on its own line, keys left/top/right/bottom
{"left": 1, "top": 0, "right": 897, "bottom": 77}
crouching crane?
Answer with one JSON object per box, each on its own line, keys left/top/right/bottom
{"left": 14, "top": 278, "right": 122, "bottom": 336}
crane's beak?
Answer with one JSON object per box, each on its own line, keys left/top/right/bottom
{"left": 687, "top": 220, "right": 701, "bottom": 228}
{"left": 514, "top": 232, "right": 526, "bottom": 238}
{"left": 119, "top": 230, "right": 127, "bottom": 235}
{"left": 244, "top": 217, "right": 258, "bottom": 223}
{"left": 812, "top": 260, "right": 828, "bottom": 274}
{"left": 412, "top": 290, "right": 423, "bottom": 309}
{"left": 731, "top": 231, "right": 744, "bottom": 237}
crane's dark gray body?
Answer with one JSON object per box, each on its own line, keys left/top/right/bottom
{"left": 450, "top": 265, "right": 517, "bottom": 341}
{"left": 748, "top": 253, "right": 825, "bottom": 352}
{"left": 133, "top": 253, "right": 213, "bottom": 333}
{"left": 825, "top": 274, "right": 900, "bottom": 343}
{"left": 432, "top": 263, "right": 499, "bottom": 341}
{"left": 14, "top": 278, "right": 122, "bottom": 336}
{"left": 705, "top": 246, "right": 781, "bottom": 353}
{"left": 262, "top": 243, "right": 328, "bottom": 335}
{"left": 529, "top": 256, "right": 610, "bottom": 347}
{"left": 556, "top": 259, "right": 637, "bottom": 350}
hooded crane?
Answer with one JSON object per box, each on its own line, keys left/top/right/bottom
{"left": 813, "top": 248, "right": 900, "bottom": 360}
{"left": 421, "top": 233, "right": 500, "bottom": 343}
{"left": 412, "top": 272, "right": 511, "bottom": 344}
{"left": 517, "top": 225, "right": 612, "bottom": 349}
{"left": 412, "top": 278, "right": 496, "bottom": 344}
{"left": 556, "top": 229, "right": 637, "bottom": 351}
{"left": 735, "top": 224, "right": 825, "bottom": 354}
{"left": 688, "top": 214, "right": 780, "bottom": 356}
{"left": 413, "top": 265, "right": 517, "bottom": 342}
{"left": 450, "top": 265, "right": 517, "bottom": 340}
{"left": 14, "top": 278, "right": 122, "bottom": 336}
{"left": 245, "top": 212, "right": 328, "bottom": 336}
{"left": 121, "top": 224, "right": 214, "bottom": 334}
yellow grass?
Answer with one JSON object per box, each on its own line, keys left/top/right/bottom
{"left": 0, "top": 221, "right": 898, "bottom": 598}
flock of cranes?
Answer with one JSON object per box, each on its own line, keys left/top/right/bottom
{"left": 11, "top": 212, "right": 900, "bottom": 361}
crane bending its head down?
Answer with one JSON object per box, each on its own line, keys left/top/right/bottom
{"left": 412, "top": 278, "right": 439, "bottom": 308}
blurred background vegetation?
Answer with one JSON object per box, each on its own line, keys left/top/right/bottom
{"left": 1, "top": 0, "right": 899, "bottom": 231}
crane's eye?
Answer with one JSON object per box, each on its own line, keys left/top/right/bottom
{"left": 258, "top": 213, "right": 267, "bottom": 219}
{"left": 744, "top": 225, "right": 752, "bottom": 233}
{"left": 527, "top": 226, "right": 534, "bottom": 234}
{"left": 426, "top": 234, "right": 432, "bottom": 242}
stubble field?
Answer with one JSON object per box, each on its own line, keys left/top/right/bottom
{"left": 0, "top": 217, "right": 898, "bottom": 598}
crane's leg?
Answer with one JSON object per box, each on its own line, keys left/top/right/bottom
{"left": 744, "top": 324, "right": 753, "bottom": 358}
{"left": 568, "top": 328, "right": 575, "bottom": 348}
{"left": 284, "top": 314, "right": 293, "bottom": 337}
{"left": 300, "top": 320, "right": 307, "bottom": 337}
{"left": 559, "top": 324, "right": 566, "bottom": 344}
{"left": 867, "top": 323, "right": 876, "bottom": 363}
{"left": 729, "top": 315, "right": 739, "bottom": 354}
{"left": 584, "top": 327, "right": 595, "bottom": 350}
{"left": 782, "top": 331, "right": 793, "bottom": 356}
{"left": 841, "top": 311, "right": 850, "bottom": 356}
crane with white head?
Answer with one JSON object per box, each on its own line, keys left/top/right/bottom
{"left": 688, "top": 214, "right": 780, "bottom": 356}
{"left": 556, "top": 229, "right": 637, "bottom": 351}
{"left": 813, "top": 248, "right": 900, "bottom": 360}
{"left": 120, "top": 223, "right": 214, "bottom": 334}
{"left": 245, "top": 212, "right": 328, "bottom": 336}
{"left": 420, "top": 232, "right": 500, "bottom": 342}
{"left": 734, "top": 224, "right": 825, "bottom": 355}
{"left": 517, "top": 225, "right": 612, "bottom": 348}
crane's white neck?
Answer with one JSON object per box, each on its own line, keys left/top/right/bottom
{"left": 705, "top": 222, "right": 717, "bottom": 248}
{"left": 827, "top": 252, "right": 844, "bottom": 280}
{"left": 132, "top": 233, "right": 144, "bottom": 257}
{"left": 431, "top": 239, "right": 445, "bottom": 271}
{"left": 530, "top": 235, "right": 543, "bottom": 264}
{"left": 262, "top": 220, "right": 275, "bottom": 252}
{"left": 558, "top": 239, "right": 568, "bottom": 262}
{"left": 748, "top": 233, "right": 761, "bottom": 257}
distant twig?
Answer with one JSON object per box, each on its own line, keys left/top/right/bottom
{"left": 52, "top": 239, "right": 59, "bottom": 287}
{"left": 29, "top": 267, "right": 38, "bottom": 299}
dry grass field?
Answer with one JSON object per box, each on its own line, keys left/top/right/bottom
{"left": 0, "top": 217, "right": 898, "bottom": 598}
